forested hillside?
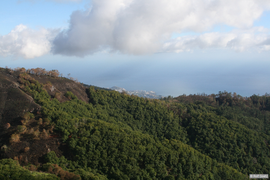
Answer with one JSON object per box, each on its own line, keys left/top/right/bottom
{"left": 0, "top": 67, "right": 269, "bottom": 179}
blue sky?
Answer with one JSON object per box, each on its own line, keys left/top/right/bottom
{"left": 1, "top": 0, "right": 270, "bottom": 97}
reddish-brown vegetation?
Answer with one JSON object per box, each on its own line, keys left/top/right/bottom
{"left": 4, "top": 123, "right": 10, "bottom": 129}
{"left": 10, "top": 134, "right": 20, "bottom": 143}
{"left": 24, "top": 147, "right": 30, "bottom": 152}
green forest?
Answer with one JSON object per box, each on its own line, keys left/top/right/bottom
{"left": 0, "top": 67, "right": 269, "bottom": 179}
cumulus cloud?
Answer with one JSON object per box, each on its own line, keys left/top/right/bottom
{"left": 2, "top": 0, "right": 270, "bottom": 59}
{"left": 52, "top": 0, "right": 270, "bottom": 56}
{"left": 0, "top": 24, "right": 58, "bottom": 59}
{"left": 162, "top": 27, "right": 270, "bottom": 53}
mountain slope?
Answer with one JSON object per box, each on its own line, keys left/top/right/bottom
{"left": 0, "top": 69, "right": 40, "bottom": 126}
{"left": 1, "top": 67, "right": 268, "bottom": 179}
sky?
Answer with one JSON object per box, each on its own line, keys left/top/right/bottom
{"left": 1, "top": 0, "right": 270, "bottom": 97}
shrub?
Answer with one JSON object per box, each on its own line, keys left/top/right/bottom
{"left": 44, "top": 118, "right": 51, "bottom": 125}
{"left": 25, "top": 164, "right": 37, "bottom": 171}
{"left": 42, "top": 163, "right": 81, "bottom": 180}
{"left": 24, "top": 147, "right": 30, "bottom": 152}
{"left": 22, "top": 112, "right": 34, "bottom": 121}
{"left": 1, "top": 145, "right": 8, "bottom": 152}
{"left": 21, "top": 120, "right": 27, "bottom": 125}
{"left": 48, "top": 125, "right": 55, "bottom": 133}
{"left": 54, "top": 92, "right": 61, "bottom": 100}
{"left": 33, "top": 129, "right": 40, "bottom": 139}
{"left": 10, "top": 134, "right": 20, "bottom": 143}
{"left": 4, "top": 123, "right": 10, "bottom": 129}
{"left": 40, "top": 129, "right": 49, "bottom": 139}
{"left": 28, "top": 128, "right": 34, "bottom": 134}
{"left": 22, "top": 112, "right": 31, "bottom": 121}
{"left": 17, "top": 125, "right": 27, "bottom": 133}
{"left": 38, "top": 118, "right": 43, "bottom": 125}
{"left": 64, "top": 91, "right": 77, "bottom": 100}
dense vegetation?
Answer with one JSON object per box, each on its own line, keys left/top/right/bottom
{"left": 0, "top": 67, "right": 269, "bottom": 179}
{"left": 0, "top": 158, "right": 59, "bottom": 180}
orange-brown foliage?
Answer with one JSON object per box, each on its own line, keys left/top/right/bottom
{"left": 40, "top": 129, "right": 49, "bottom": 139}
{"left": 49, "top": 125, "right": 54, "bottom": 133}
{"left": 19, "top": 155, "right": 23, "bottom": 161}
{"left": 48, "top": 166, "right": 53, "bottom": 174}
{"left": 4, "top": 123, "right": 10, "bottom": 129}
{"left": 38, "top": 118, "right": 43, "bottom": 125}
{"left": 24, "top": 147, "right": 30, "bottom": 152}
{"left": 29, "top": 164, "right": 37, "bottom": 171}
{"left": 54, "top": 92, "right": 61, "bottom": 100}
{"left": 28, "top": 128, "right": 34, "bottom": 134}
{"left": 21, "top": 120, "right": 27, "bottom": 125}
{"left": 33, "top": 129, "right": 40, "bottom": 139}
{"left": 10, "top": 134, "right": 20, "bottom": 143}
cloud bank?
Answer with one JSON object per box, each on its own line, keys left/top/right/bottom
{"left": 2, "top": 0, "right": 270, "bottom": 58}
{"left": 52, "top": 0, "right": 270, "bottom": 56}
{"left": 0, "top": 25, "right": 58, "bottom": 59}
{"left": 163, "top": 27, "right": 270, "bottom": 53}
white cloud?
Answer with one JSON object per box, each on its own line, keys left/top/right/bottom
{"left": 162, "top": 27, "right": 270, "bottom": 53}
{"left": 52, "top": 0, "right": 270, "bottom": 56}
{"left": 0, "top": 25, "right": 58, "bottom": 59}
{"left": 2, "top": 0, "right": 270, "bottom": 59}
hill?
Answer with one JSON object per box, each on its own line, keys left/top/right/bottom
{"left": 110, "top": 86, "right": 163, "bottom": 99}
{"left": 0, "top": 67, "right": 269, "bottom": 179}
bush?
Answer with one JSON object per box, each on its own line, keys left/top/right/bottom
{"left": 64, "top": 91, "right": 77, "bottom": 100}
{"left": 33, "top": 129, "right": 40, "bottom": 139}
{"left": 38, "top": 118, "right": 43, "bottom": 125}
{"left": 0, "top": 158, "right": 59, "bottom": 180}
{"left": 42, "top": 163, "right": 81, "bottom": 180}
{"left": 4, "top": 123, "right": 10, "bottom": 129}
{"left": 22, "top": 112, "right": 34, "bottom": 120}
{"left": 17, "top": 125, "right": 27, "bottom": 133}
{"left": 10, "top": 134, "right": 20, "bottom": 143}
{"left": 24, "top": 147, "right": 30, "bottom": 152}
{"left": 44, "top": 118, "right": 51, "bottom": 125}
{"left": 1, "top": 145, "right": 8, "bottom": 152}
{"left": 40, "top": 129, "right": 49, "bottom": 139}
